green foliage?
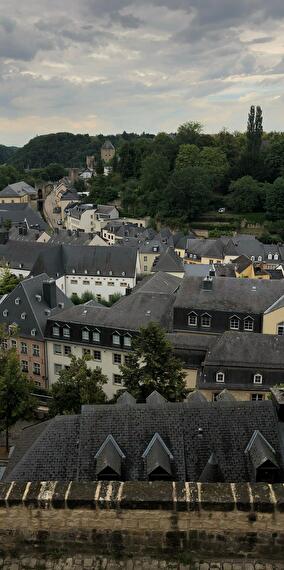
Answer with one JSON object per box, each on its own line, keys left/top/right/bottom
{"left": 120, "top": 322, "right": 187, "bottom": 401}
{"left": 266, "top": 177, "right": 284, "bottom": 219}
{"left": 227, "top": 176, "right": 264, "bottom": 213}
{"left": 176, "top": 121, "right": 203, "bottom": 145}
{"left": 70, "top": 291, "right": 95, "bottom": 305}
{"left": 0, "top": 267, "right": 21, "bottom": 295}
{"left": 0, "top": 145, "right": 18, "bottom": 165}
{"left": 0, "top": 348, "right": 35, "bottom": 450}
{"left": 49, "top": 355, "right": 107, "bottom": 415}
{"left": 0, "top": 165, "right": 20, "bottom": 189}
{"left": 88, "top": 174, "right": 119, "bottom": 204}
{"left": 163, "top": 166, "right": 212, "bottom": 221}
{"left": 175, "top": 144, "right": 229, "bottom": 190}
{"left": 139, "top": 153, "right": 170, "bottom": 216}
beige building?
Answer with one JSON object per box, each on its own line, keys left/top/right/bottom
{"left": 262, "top": 297, "right": 284, "bottom": 335}
{"left": 0, "top": 182, "right": 37, "bottom": 206}
{"left": 66, "top": 204, "right": 119, "bottom": 233}
{"left": 101, "top": 140, "right": 115, "bottom": 163}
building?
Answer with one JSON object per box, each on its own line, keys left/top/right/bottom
{"left": 0, "top": 182, "right": 37, "bottom": 206}
{"left": 199, "top": 332, "right": 284, "bottom": 402}
{"left": 45, "top": 272, "right": 182, "bottom": 396}
{"left": 0, "top": 241, "right": 49, "bottom": 278}
{"left": 101, "top": 140, "right": 115, "bottom": 163}
{"left": 0, "top": 274, "right": 72, "bottom": 387}
{"left": 4, "top": 392, "right": 283, "bottom": 483}
{"left": 0, "top": 204, "right": 47, "bottom": 231}
{"left": 173, "top": 276, "right": 284, "bottom": 335}
{"left": 65, "top": 204, "right": 119, "bottom": 233}
{"left": 59, "top": 189, "right": 80, "bottom": 220}
{"left": 152, "top": 247, "right": 184, "bottom": 277}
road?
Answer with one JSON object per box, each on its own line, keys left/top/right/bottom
{"left": 43, "top": 186, "right": 62, "bottom": 229}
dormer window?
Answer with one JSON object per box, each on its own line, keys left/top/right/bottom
{"left": 251, "top": 256, "right": 255, "bottom": 261}
{"left": 82, "top": 328, "right": 89, "bottom": 341}
{"left": 188, "top": 312, "right": 197, "bottom": 327}
{"left": 93, "top": 330, "right": 100, "bottom": 343}
{"left": 72, "top": 269, "right": 76, "bottom": 274}
{"left": 268, "top": 254, "right": 272, "bottom": 260}
{"left": 21, "top": 313, "right": 26, "bottom": 320}
{"left": 3, "top": 309, "right": 8, "bottom": 317}
{"left": 254, "top": 373, "right": 263, "bottom": 384}
{"left": 19, "top": 263, "right": 23, "bottom": 269}
{"left": 84, "top": 269, "right": 88, "bottom": 275}
{"left": 63, "top": 326, "right": 70, "bottom": 339}
{"left": 31, "top": 329, "right": 36, "bottom": 337}
{"left": 230, "top": 315, "right": 240, "bottom": 330}
{"left": 274, "top": 254, "right": 279, "bottom": 261}
{"left": 95, "top": 435, "right": 125, "bottom": 481}
{"left": 244, "top": 316, "right": 254, "bottom": 331}
{"left": 122, "top": 271, "right": 125, "bottom": 277}
{"left": 124, "top": 335, "right": 132, "bottom": 348}
{"left": 15, "top": 298, "right": 20, "bottom": 305}
{"left": 142, "top": 433, "right": 173, "bottom": 481}
{"left": 216, "top": 372, "right": 225, "bottom": 383}
{"left": 52, "top": 325, "right": 60, "bottom": 337}
{"left": 112, "top": 333, "right": 120, "bottom": 346}
{"left": 97, "top": 270, "right": 100, "bottom": 275}
{"left": 35, "top": 294, "right": 41, "bottom": 302}
{"left": 201, "top": 313, "right": 211, "bottom": 328}
{"left": 109, "top": 270, "right": 113, "bottom": 276}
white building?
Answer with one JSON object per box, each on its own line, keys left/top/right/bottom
{"left": 66, "top": 204, "right": 119, "bottom": 233}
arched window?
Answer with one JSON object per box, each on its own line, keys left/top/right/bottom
{"left": 267, "top": 253, "right": 272, "bottom": 260}
{"left": 274, "top": 254, "right": 279, "bottom": 261}
{"left": 216, "top": 372, "right": 225, "bottom": 383}
{"left": 253, "top": 373, "right": 263, "bottom": 384}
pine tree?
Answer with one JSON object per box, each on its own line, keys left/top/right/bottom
{"left": 120, "top": 322, "right": 187, "bottom": 401}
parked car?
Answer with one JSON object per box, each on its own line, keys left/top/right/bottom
{"left": 57, "top": 220, "right": 62, "bottom": 225}
{"left": 218, "top": 208, "right": 226, "bottom": 213}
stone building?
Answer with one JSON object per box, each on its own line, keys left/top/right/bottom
{"left": 101, "top": 140, "right": 115, "bottom": 163}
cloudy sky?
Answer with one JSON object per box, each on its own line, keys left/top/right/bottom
{"left": 0, "top": 0, "right": 284, "bottom": 145}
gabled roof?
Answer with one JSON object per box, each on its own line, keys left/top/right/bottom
{"left": 143, "top": 434, "right": 173, "bottom": 477}
{"left": 234, "top": 255, "right": 252, "bottom": 273}
{"left": 152, "top": 247, "right": 184, "bottom": 274}
{"left": 0, "top": 204, "right": 47, "bottom": 229}
{"left": 186, "top": 390, "right": 208, "bottom": 404}
{"left": 1, "top": 181, "right": 36, "bottom": 198}
{"left": 101, "top": 140, "right": 115, "bottom": 150}
{"left": 0, "top": 241, "right": 49, "bottom": 271}
{"left": 199, "top": 453, "right": 224, "bottom": 482}
{"left": 216, "top": 389, "right": 236, "bottom": 402}
{"left": 95, "top": 435, "right": 125, "bottom": 478}
{"left": 245, "top": 430, "right": 279, "bottom": 473}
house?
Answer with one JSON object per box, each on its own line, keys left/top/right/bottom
{"left": 173, "top": 276, "right": 284, "bottom": 335}
{"left": 4, "top": 393, "right": 283, "bottom": 483}
{"left": 101, "top": 140, "right": 115, "bottom": 163}
{"left": 167, "top": 332, "right": 218, "bottom": 390}
{"left": 65, "top": 203, "right": 119, "bottom": 233}
{"left": 151, "top": 247, "right": 184, "bottom": 277}
{"left": 0, "top": 274, "right": 72, "bottom": 388}
{"left": 8, "top": 225, "right": 50, "bottom": 244}
{"left": 214, "top": 255, "right": 274, "bottom": 280}
{"left": 199, "top": 332, "right": 284, "bottom": 402}
{"left": 0, "top": 204, "right": 47, "bottom": 231}
{"left": 0, "top": 182, "right": 37, "bottom": 206}
{"left": 45, "top": 272, "right": 182, "bottom": 395}
{"left": 59, "top": 189, "right": 80, "bottom": 220}
{"left": 0, "top": 241, "right": 49, "bottom": 278}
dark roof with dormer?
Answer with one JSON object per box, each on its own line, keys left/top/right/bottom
{"left": 4, "top": 394, "right": 283, "bottom": 483}
{"left": 152, "top": 247, "right": 184, "bottom": 274}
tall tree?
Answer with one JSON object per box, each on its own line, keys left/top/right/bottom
{"left": 0, "top": 350, "right": 35, "bottom": 451}
{"left": 0, "top": 267, "right": 21, "bottom": 295}
{"left": 139, "top": 153, "right": 170, "bottom": 216}
{"left": 176, "top": 121, "right": 203, "bottom": 146}
{"left": 49, "top": 355, "right": 107, "bottom": 416}
{"left": 266, "top": 177, "right": 284, "bottom": 219}
{"left": 227, "top": 176, "right": 263, "bottom": 213}
{"left": 242, "top": 105, "right": 263, "bottom": 178}
{"left": 163, "top": 165, "right": 211, "bottom": 220}
{"left": 120, "top": 322, "right": 187, "bottom": 401}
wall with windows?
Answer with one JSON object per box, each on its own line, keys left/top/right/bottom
{"left": 55, "top": 274, "right": 135, "bottom": 301}
{"left": 262, "top": 307, "right": 284, "bottom": 335}
{"left": 199, "top": 388, "right": 269, "bottom": 402}
{"left": 3, "top": 336, "right": 46, "bottom": 388}
{"left": 174, "top": 308, "right": 262, "bottom": 334}
{"left": 198, "top": 365, "right": 284, "bottom": 395}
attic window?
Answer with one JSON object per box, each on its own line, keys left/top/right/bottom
{"left": 268, "top": 254, "right": 272, "bottom": 260}
{"left": 82, "top": 328, "right": 90, "bottom": 341}
{"left": 21, "top": 313, "right": 26, "bottom": 320}
{"left": 63, "top": 326, "right": 70, "bottom": 338}
{"left": 35, "top": 294, "right": 41, "bottom": 302}
{"left": 72, "top": 269, "right": 76, "bottom": 274}
{"left": 229, "top": 316, "right": 240, "bottom": 330}
{"left": 3, "top": 309, "right": 8, "bottom": 317}
{"left": 188, "top": 312, "right": 197, "bottom": 327}
{"left": 274, "top": 254, "right": 279, "bottom": 260}
{"left": 112, "top": 333, "right": 120, "bottom": 346}
{"left": 52, "top": 325, "right": 60, "bottom": 337}
{"left": 258, "top": 256, "right": 262, "bottom": 262}
{"left": 31, "top": 329, "right": 36, "bottom": 336}
{"left": 122, "top": 271, "right": 125, "bottom": 276}
{"left": 84, "top": 270, "right": 88, "bottom": 275}
{"left": 19, "top": 263, "right": 23, "bottom": 269}
{"left": 245, "top": 430, "right": 280, "bottom": 483}
{"left": 15, "top": 298, "right": 21, "bottom": 305}
{"left": 95, "top": 435, "right": 125, "bottom": 481}
{"left": 142, "top": 433, "right": 173, "bottom": 481}
{"left": 109, "top": 270, "right": 113, "bottom": 276}
{"left": 124, "top": 335, "right": 132, "bottom": 348}
{"left": 201, "top": 313, "right": 211, "bottom": 328}
{"left": 97, "top": 270, "right": 100, "bottom": 275}
{"left": 251, "top": 256, "right": 255, "bottom": 261}
{"left": 216, "top": 372, "right": 225, "bottom": 383}
{"left": 277, "top": 322, "right": 284, "bottom": 336}
{"left": 253, "top": 373, "right": 263, "bottom": 385}
{"left": 93, "top": 330, "right": 100, "bottom": 343}
{"left": 244, "top": 316, "right": 254, "bottom": 332}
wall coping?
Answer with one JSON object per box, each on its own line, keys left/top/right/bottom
{"left": 0, "top": 481, "right": 284, "bottom": 513}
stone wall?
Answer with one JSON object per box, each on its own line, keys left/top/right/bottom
{"left": 0, "top": 481, "right": 284, "bottom": 560}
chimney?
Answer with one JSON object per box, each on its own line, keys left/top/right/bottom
{"left": 42, "top": 279, "right": 57, "bottom": 309}
{"left": 202, "top": 276, "right": 213, "bottom": 291}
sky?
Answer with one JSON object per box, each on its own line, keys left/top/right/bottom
{"left": 0, "top": 0, "right": 284, "bottom": 146}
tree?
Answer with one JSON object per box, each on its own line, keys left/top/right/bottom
{"left": 0, "top": 350, "right": 35, "bottom": 451}
{"left": 163, "top": 165, "right": 211, "bottom": 221}
{"left": 241, "top": 105, "right": 263, "bottom": 178}
{"left": 175, "top": 144, "right": 200, "bottom": 170}
{"left": 227, "top": 176, "right": 263, "bottom": 213}
{"left": 96, "top": 155, "right": 104, "bottom": 175}
{"left": 176, "top": 121, "right": 203, "bottom": 146}
{"left": 266, "top": 177, "right": 284, "bottom": 219}
{"left": 0, "top": 267, "right": 21, "bottom": 294}
{"left": 120, "top": 322, "right": 187, "bottom": 401}
{"left": 118, "top": 142, "right": 136, "bottom": 180}
{"left": 139, "top": 153, "right": 170, "bottom": 216}
{"left": 175, "top": 145, "right": 229, "bottom": 190}
{"left": 49, "top": 355, "right": 107, "bottom": 416}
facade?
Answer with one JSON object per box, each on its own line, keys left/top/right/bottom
{"left": 101, "top": 140, "right": 115, "bottom": 163}
{"left": 198, "top": 332, "right": 284, "bottom": 402}
{"left": 173, "top": 276, "right": 284, "bottom": 335}
{"left": 66, "top": 204, "right": 119, "bottom": 233}
{"left": 0, "top": 274, "right": 72, "bottom": 387}
{"left": 0, "top": 182, "right": 37, "bottom": 206}
{"left": 45, "top": 272, "right": 182, "bottom": 396}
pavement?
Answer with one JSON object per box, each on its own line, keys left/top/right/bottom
{"left": 43, "top": 186, "right": 62, "bottom": 229}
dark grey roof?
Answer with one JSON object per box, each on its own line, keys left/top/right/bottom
{"left": 47, "top": 230, "right": 92, "bottom": 246}
{"left": 214, "top": 264, "right": 236, "bottom": 278}
{"left": 144, "top": 435, "right": 172, "bottom": 477}
{"left": 186, "top": 390, "right": 208, "bottom": 404}
{"left": 0, "top": 274, "right": 72, "bottom": 340}
{"left": 95, "top": 436, "right": 124, "bottom": 478}
{"left": 8, "top": 226, "right": 46, "bottom": 243}
{"left": 174, "top": 276, "right": 284, "bottom": 313}
{"left": 199, "top": 453, "right": 224, "bottom": 483}
{"left": 1, "top": 181, "right": 36, "bottom": 197}
{"left": 204, "top": 332, "right": 284, "bottom": 369}
{"left": 0, "top": 241, "right": 49, "bottom": 271}
{"left": 0, "top": 204, "right": 47, "bottom": 230}
{"left": 116, "top": 392, "right": 137, "bottom": 406}
{"left": 245, "top": 430, "right": 279, "bottom": 473}
{"left": 184, "top": 264, "right": 213, "bottom": 277}
{"left": 216, "top": 389, "right": 236, "bottom": 402}
{"left": 152, "top": 247, "right": 184, "bottom": 274}
{"left": 102, "top": 140, "right": 115, "bottom": 150}
{"left": 5, "top": 396, "right": 283, "bottom": 483}
{"left": 264, "top": 294, "right": 284, "bottom": 314}
{"left": 167, "top": 332, "right": 218, "bottom": 352}
{"left": 234, "top": 255, "right": 252, "bottom": 273}
{"left": 61, "top": 189, "right": 80, "bottom": 201}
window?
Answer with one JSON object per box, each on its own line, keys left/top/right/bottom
{"left": 268, "top": 253, "right": 272, "bottom": 260}
{"left": 64, "top": 346, "right": 71, "bottom": 356}
{"left": 97, "top": 294, "right": 102, "bottom": 301}
{"left": 112, "top": 333, "right": 120, "bottom": 346}
{"left": 108, "top": 282, "right": 115, "bottom": 286}
{"left": 144, "top": 256, "right": 147, "bottom": 262}
{"left": 95, "top": 281, "right": 102, "bottom": 286}
{"left": 113, "top": 353, "right": 122, "bottom": 364}
{"left": 21, "top": 313, "right": 26, "bottom": 320}
{"left": 11, "top": 339, "right": 17, "bottom": 349}
{"left": 258, "top": 256, "right": 262, "bottom": 262}
{"left": 230, "top": 316, "right": 240, "bottom": 330}
{"left": 82, "top": 329, "right": 89, "bottom": 341}
{"left": 212, "top": 393, "right": 220, "bottom": 402}
{"left": 216, "top": 372, "right": 225, "bottom": 383}
{"left": 254, "top": 373, "right": 263, "bottom": 384}
{"left": 113, "top": 374, "right": 122, "bottom": 385}
{"left": 2, "top": 309, "right": 8, "bottom": 317}
{"left": 251, "top": 256, "right": 255, "bottom": 261}
{"left": 53, "top": 325, "right": 60, "bottom": 337}
{"left": 54, "top": 363, "right": 62, "bottom": 375}
{"left": 251, "top": 394, "right": 263, "bottom": 401}
{"left": 201, "top": 314, "right": 211, "bottom": 328}
{"left": 53, "top": 344, "right": 62, "bottom": 355}
{"left": 33, "top": 363, "right": 41, "bottom": 376}
{"left": 21, "top": 342, "right": 28, "bottom": 354}
{"left": 277, "top": 323, "right": 284, "bottom": 336}
{"left": 244, "top": 317, "right": 254, "bottom": 332}
{"left": 124, "top": 336, "right": 132, "bottom": 348}
{"left": 124, "top": 355, "right": 131, "bottom": 365}
{"left": 63, "top": 327, "right": 70, "bottom": 339}
{"left": 121, "top": 282, "right": 127, "bottom": 287}
{"left": 21, "top": 360, "right": 28, "bottom": 372}
{"left": 188, "top": 312, "right": 197, "bottom": 327}
{"left": 71, "top": 279, "right": 78, "bottom": 284}
{"left": 92, "top": 330, "right": 100, "bottom": 343}
{"left": 83, "top": 348, "right": 91, "bottom": 356}
{"left": 93, "top": 350, "right": 101, "bottom": 361}
{"left": 274, "top": 254, "right": 279, "bottom": 261}
{"left": 1, "top": 339, "right": 8, "bottom": 350}
{"left": 32, "top": 344, "right": 40, "bottom": 357}
{"left": 144, "top": 266, "right": 147, "bottom": 272}
{"left": 83, "top": 280, "right": 90, "bottom": 285}
{"left": 15, "top": 298, "right": 20, "bottom": 305}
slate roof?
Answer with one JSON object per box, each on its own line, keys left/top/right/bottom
{"left": 9, "top": 226, "right": 46, "bottom": 243}
{"left": 0, "top": 273, "right": 72, "bottom": 341}
{"left": 167, "top": 332, "right": 217, "bottom": 351}
{"left": 1, "top": 181, "right": 36, "bottom": 198}
{"left": 184, "top": 264, "right": 213, "bottom": 277}
{"left": 0, "top": 241, "right": 48, "bottom": 272}
{"left": 60, "top": 189, "right": 80, "bottom": 201}
{"left": 152, "top": 247, "right": 184, "bottom": 274}
{"left": 203, "top": 332, "right": 284, "bottom": 369}
{"left": 174, "top": 276, "right": 284, "bottom": 313}
{"left": 0, "top": 204, "right": 47, "bottom": 229}
{"left": 102, "top": 140, "right": 115, "bottom": 150}
{"left": 5, "top": 395, "right": 283, "bottom": 483}
{"left": 234, "top": 255, "right": 252, "bottom": 273}
{"left": 46, "top": 272, "right": 181, "bottom": 332}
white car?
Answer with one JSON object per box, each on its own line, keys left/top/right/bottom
{"left": 218, "top": 208, "right": 226, "bottom": 213}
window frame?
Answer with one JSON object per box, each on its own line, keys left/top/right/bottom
{"left": 188, "top": 312, "right": 198, "bottom": 327}
{"left": 253, "top": 373, "right": 263, "bottom": 385}
{"left": 229, "top": 315, "right": 240, "bottom": 330}
{"left": 201, "top": 313, "right": 211, "bottom": 328}
{"left": 216, "top": 371, "right": 225, "bottom": 383}
{"left": 244, "top": 317, "right": 254, "bottom": 332}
